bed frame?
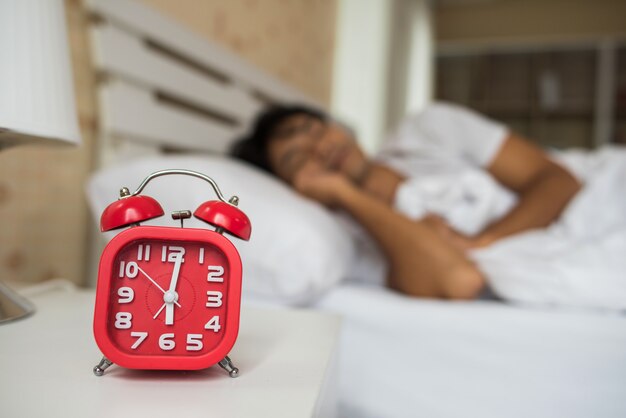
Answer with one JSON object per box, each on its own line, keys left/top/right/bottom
{"left": 85, "top": 0, "right": 321, "bottom": 283}
{"left": 87, "top": 0, "right": 320, "bottom": 167}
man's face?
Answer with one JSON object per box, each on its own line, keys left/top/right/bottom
{"left": 267, "top": 114, "right": 367, "bottom": 185}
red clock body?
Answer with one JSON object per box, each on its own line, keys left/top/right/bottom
{"left": 93, "top": 225, "right": 242, "bottom": 370}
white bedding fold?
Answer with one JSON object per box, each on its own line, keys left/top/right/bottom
{"left": 315, "top": 285, "right": 626, "bottom": 418}
{"left": 471, "top": 146, "right": 626, "bottom": 310}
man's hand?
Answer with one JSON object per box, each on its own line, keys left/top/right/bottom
{"left": 292, "top": 164, "right": 353, "bottom": 208}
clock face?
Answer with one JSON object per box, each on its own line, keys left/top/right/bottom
{"left": 94, "top": 226, "right": 242, "bottom": 370}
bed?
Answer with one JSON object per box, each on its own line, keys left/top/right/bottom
{"left": 316, "top": 285, "right": 626, "bottom": 418}
{"left": 86, "top": 1, "right": 626, "bottom": 417}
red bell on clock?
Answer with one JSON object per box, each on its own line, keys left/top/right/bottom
{"left": 194, "top": 199, "right": 251, "bottom": 241}
{"left": 92, "top": 169, "right": 251, "bottom": 378}
{"left": 100, "top": 191, "right": 164, "bottom": 231}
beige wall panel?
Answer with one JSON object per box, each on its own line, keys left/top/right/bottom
{"left": 0, "top": 0, "right": 97, "bottom": 287}
{"left": 436, "top": 0, "right": 626, "bottom": 43}
{"left": 139, "top": 0, "right": 337, "bottom": 105}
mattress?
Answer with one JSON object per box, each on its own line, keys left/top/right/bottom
{"left": 314, "top": 284, "right": 626, "bottom": 418}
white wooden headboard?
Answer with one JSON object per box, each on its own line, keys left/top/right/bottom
{"left": 87, "top": 0, "right": 320, "bottom": 167}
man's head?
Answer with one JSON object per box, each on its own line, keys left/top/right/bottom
{"left": 231, "top": 104, "right": 368, "bottom": 186}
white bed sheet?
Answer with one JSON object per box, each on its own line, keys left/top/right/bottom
{"left": 314, "top": 284, "right": 626, "bottom": 418}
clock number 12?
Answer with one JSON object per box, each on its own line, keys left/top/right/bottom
{"left": 162, "top": 246, "right": 185, "bottom": 263}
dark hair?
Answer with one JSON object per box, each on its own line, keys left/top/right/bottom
{"left": 230, "top": 104, "right": 326, "bottom": 173}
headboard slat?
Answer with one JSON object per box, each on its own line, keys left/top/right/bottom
{"left": 93, "top": 24, "right": 263, "bottom": 125}
{"left": 88, "top": 0, "right": 317, "bottom": 104}
{"left": 101, "top": 81, "right": 238, "bottom": 154}
{"left": 87, "top": 0, "right": 319, "bottom": 166}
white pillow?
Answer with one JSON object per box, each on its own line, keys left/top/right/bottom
{"left": 86, "top": 155, "right": 355, "bottom": 305}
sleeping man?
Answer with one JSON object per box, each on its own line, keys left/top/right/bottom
{"left": 232, "top": 103, "right": 626, "bottom": 309}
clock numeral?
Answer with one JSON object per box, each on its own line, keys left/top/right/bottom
{"left": 161, "top": 245, "right": 185, "bottom": 263}
{"left": 114, "top": 312, "right": 132, "bottom": 329}
{"left": 207, "top": 265, "right": 224, "bottom": 283}
{"left": 159, "top": 333, "right": 175, "bottom": 351}
{"left": 130, "top": 331, "right": 148, "bottom": 349}
{"left": 198, "top": 248, "right": 205, "bottom": 264}
{"left": 206, "top": 291, "right": 223, "bottom": 308}
{"left": 117, "top": 286, "right": 134, "bottom": 303}
{"left": 118, "top": 261, "right": 139, "bottom": 279}
{"left": 204, "top": 315, "right": 221, "bottom": 332}
{"left": 186, "top": 334, "right": 204, "bottom": 351}
{"left": 137, "top": 244, "right": 151, "bottom": 261}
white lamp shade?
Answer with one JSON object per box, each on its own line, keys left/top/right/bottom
{"left": 0, "top": 0, "right": 81, "bottom": 147}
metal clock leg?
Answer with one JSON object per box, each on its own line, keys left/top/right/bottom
{"left": 218, "top": 355, "right": 239, "bottom": 378}
{"left": 93, "top": 356, "right": 113, "bottom": 376}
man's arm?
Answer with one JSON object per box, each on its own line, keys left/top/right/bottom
{"left": 293, "top": 167, "right": 484, "bottom": 299}
{"left": 472, "top": 133, "right": 581, "bottom": 247}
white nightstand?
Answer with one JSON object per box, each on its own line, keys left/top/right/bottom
{"left": 0, "top": 283, "right": 341, "bottom": 418}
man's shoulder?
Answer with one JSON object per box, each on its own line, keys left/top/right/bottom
{"left": 394, "top": 102, "right": 469, "bottom": 131}
{"left": 402, "top": 102, "right": 503, "bottom": 135}
{"left": 379, "top": 102, "right": 461, "bottom": 154}
{"left": 414, "top": 101, "right": 475, "bottom": 120}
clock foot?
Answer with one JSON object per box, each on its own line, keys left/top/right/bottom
{"left": 93, "top": 357, "right": 113, "bottom": 376}
{"left": 218, "top": 355, "right": 239, "bottom": 378}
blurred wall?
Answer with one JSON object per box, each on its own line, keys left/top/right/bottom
{"left": 0, "top": 0, "right": 97, "bottom": 288}
{"left": 331, "top": 0, "right": 393, "bottom": 154}
{"left": 331, "top": 0, "right": 434, "bottom": 154}
{"left": 140, "top": 0, "right": 337, "bottom": 105}
{"left": 0, "top": 0, "right": 337, "bottom": 287}
{"left": 436, "top": 0, "right": 626, "bottom": 43}
{"left": 434, "top": 0, "right": 626, "bottom": 150}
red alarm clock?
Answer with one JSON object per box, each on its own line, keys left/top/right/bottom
{"left": 92, "top": 169, "right": 251, "bottom": 377}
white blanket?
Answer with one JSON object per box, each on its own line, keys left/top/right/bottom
{"left": 471, "top": 147, "right": 626, "bottom": 310}
{"left": 315, "top": 284, "right": 626, "bottom": 418}
{"left": 349, "top": 141, "right": 626, "bottom": 310}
